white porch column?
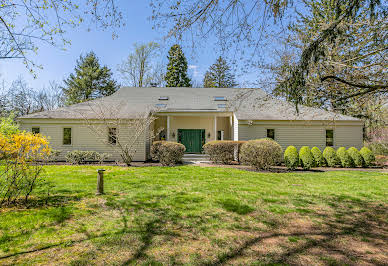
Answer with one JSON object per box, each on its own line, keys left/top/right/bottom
{"left": 167, "top": 116, "right": 170, "bottom": 141}
{"left": 214, "top": 116, "right": 217, "bottom": 141}
{"left": 233, "top": 114, "right": 239, "bottom": 141}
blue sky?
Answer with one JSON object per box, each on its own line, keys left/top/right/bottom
{"left": 0, "top": 1, "right": 283, "bottom": 91}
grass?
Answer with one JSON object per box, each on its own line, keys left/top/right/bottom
{"left": 0, "top": 165, "right": 387, "bottom": 265}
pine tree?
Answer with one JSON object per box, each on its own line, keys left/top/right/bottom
{"left": 203, "top": 56, "right": 238, "bottom": 88}
{"left": 62, "top": 51, "right": 118, "bottom": 105}
{"left": 165, "top": 44, "right": 191, "bottom": 87}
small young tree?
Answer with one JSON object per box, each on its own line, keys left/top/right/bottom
{"left": 62, "top": 52, "right": 118, "bottom": 105}
{"left": 82, "top": 102, "right": 161, "bottom": 166}
{"left": 165, "top": 44, "right": 191, "bottom": 87}
{"left": 203, "top": 56, "right": 238, "bottom": 88}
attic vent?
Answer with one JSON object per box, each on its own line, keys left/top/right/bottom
{"left": 214, "top": 96, "right": 227, "bottom": 101}
{"left": 155, "top": 103, "right": 167, "bottom": 108}
{"left": 159, "top": 96, "right": 169, "bottom": 100}
{"left": 217, "top": 104, "right": 227, "bottom": 108}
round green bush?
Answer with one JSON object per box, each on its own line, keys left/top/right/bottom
{"left": 240, "top": 138, "right": 283, "bottom": 170}
{"left": 311, "top": 147, "right": 324, "bottom": 167}
{"left": 360, "top": 147, "right": 375, "bottom": 167}
{"left": 323, "top": 147, "right": 338, "bottom": 167}
{"left": 284, "top": 146, "right": 299, "bottom": 170}
{"left": 299, "top": 146, "right": 314, "bottom": 170}
{"left": 336, "top": 147, "right": 354, "bottom": 168}
{"left": 347, "top": 147, "right": 364, "bottom": 167}
{"left": 366, "top": 143, "right": 388, "bottom": 156}
{"left": 158, "top": 141, "right": 186, "bottom": 166}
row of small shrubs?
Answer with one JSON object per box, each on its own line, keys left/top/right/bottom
{"left": 65, "top": 150, "right": 110, "bottom": 165}
{"left": 284, "top": 146, "right": 375, "bottom": 170}
{"left": 203, "top": 140, "right": 246, "bottom": 164}
{"left": 151, "top": 141, "right": 186, "bottom": 166}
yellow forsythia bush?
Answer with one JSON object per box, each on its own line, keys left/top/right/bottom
{"left": 0, "top": 132, "right": 51, "bottom": 206}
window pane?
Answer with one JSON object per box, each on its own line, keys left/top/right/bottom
{"left": 108, "top": 128, "right": 117, "bottom": 145}
{"left": 267, "top": 129, "right": 275, "bottom": 140}
{"left": 326, "top": 130, "right": 334, "bottom": 146}
{"left": 63, "top": 128, "right": 72, "bottom": 145}
{"left": 32, "top": 127, "right": 40, "bottom": 134}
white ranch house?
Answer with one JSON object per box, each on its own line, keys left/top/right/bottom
{"left": 19, "top": 87, "right": 363, "bottom": 161}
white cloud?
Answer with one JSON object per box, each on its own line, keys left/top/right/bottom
{"left": 188, "top": 65, "right": 200, "bottom": 78}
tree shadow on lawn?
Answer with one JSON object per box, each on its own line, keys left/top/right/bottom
{"left": 1, "top": 194, "right": 387, "bottom": 265}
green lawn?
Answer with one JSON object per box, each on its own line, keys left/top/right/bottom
{"left": 0, "top": 165, "right": 387, "bottom": 265}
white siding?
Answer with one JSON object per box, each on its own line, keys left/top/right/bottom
{"left": 238, "top": 121, "right": 363, "bottom": 150}
{"left": 19, "top": 120, "right": 146, "bottom": 162}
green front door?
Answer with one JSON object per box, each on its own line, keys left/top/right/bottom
{"left": 178, "top": 129, "right": 205, "bottom": 153}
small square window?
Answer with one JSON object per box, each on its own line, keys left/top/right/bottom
{"left": 217, "top": 104, "right": 227, "bottom": 108}
{"left": 108, "top": 128, "right": 117, "bottom": 145}
{"left": 32, "top": 127, "right": 40, "bottom": 134}
{"left": 155, "top": 103, "right": 167, "bottom": 108}
{"left": 63, "top": 128, "right": 72, "bottom": 145}
{"left": 267, "top": 129, "right": 275, "bottom": 140}
{"left": 326, "top": 129, "right": 334, "bottom": 146}
{"left": 158, "top": 96, "right": 169, "bottom": 100}
{"left": 214, "top": 96, "right": 227, "bottom": 101}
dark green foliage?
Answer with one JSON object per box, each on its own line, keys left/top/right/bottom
{"left": 165, "top": 44, "right": 191, "bottom": 87}
{"left": 284, "top": 146, "right": 299, "bottom": 170}
{"left": 240, "top": 138, "right": 283, "bottom": 170}
{"left": 151, "top": 141, "right": 186, "bottom": 166}
{"left": 203, "top": 140, "right": 246, "bottom": 164}
{"left": 62, "top": 51, "right": 118, "bottom": 105}
{"left": 311, "top": 147, "right": 325, "bottom": 167}
{"left": 323, "top": 147, "right": 338, "bottom": 167}
{"left": 203, "top": 56, "right": 238, "bottom": 88}
{"left": 347, "top": 147, "right": 364, "bottom": 167}
{"left": 336, "top": 147, "right": 354, "bottom": 168}
{"left": 299, "top": 146, "right": 314, "bottom": 170}
{"left": 360, "top": 147, "right": 375, "bottom": 166}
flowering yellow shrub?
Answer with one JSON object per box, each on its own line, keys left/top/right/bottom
{"left": 0, "top": 132, "right": 51, "bottom": 206}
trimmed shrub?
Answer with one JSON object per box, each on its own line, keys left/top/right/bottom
{"left": 311, "top": 147, "right": 324, "bottom": 167}
{"left": 240, "top": 138, "right": 282, "bottom": 170}
{"left": 347, "top": 147, "right": 364, "bottom": 167}
{"left": 203, "top": 140, "right": 246, "bottom": 164}
{"left": 151, "top": 141, "right": 164, "bottom": 161}
{"left": 360, "top": 147, "right": 375, "bottom": 167}
{"left": 336, "top": 147, "right": 354, "bottom": 168}
{"left": 158, "top": 142, "right": 186, "bottom": 166}
{"left": 65, "top": 150, "right": 109, "bottom": 164}
{"left": 323, "top": 147, "right": 338, "bottom": 167}
{"left": 284, "top": 146, "right": 299, "bottom": 170}
{"left": 299, "top": 146, "right": 314, "bottom": 170}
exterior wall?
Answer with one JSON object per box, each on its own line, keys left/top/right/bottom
{"left": 157, "top": 115, "right": 232, "bottom": 143}
{"left": 19, "top": 119, "right": 147, "bottom": 162}
{"left": 238, "top": 120, "right": 363, "bottom": 150}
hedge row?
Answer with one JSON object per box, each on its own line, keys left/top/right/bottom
{"left": 66, "top": 150, "right": 110, "bottom": 164}
{"left": 151, "top": 141, "right": 185, "bottom": 166}
{"left": 283, "top": 146, "right": 375, "bottom": 170}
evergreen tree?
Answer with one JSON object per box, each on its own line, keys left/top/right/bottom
{"left": 165, "top": 44, "right": 191, "bottom": 87}
{"left": 62, "top": 52, "right": 118, "bottom": 105}
{"left": 203, "top": 56, "right": 237, "bottom": 88}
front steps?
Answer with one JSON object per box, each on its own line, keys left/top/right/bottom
{"left": 182, "top": 153, "right": 210, "bottom": 163}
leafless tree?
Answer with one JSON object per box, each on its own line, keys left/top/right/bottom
{"left": 82, "top": 101, "right": 162, "bottom": 166}
{"left": 118, "top": 42, "right": 165, "bottom": 87}
{"left": 0, "top": 0, "right": 123, "bottom": 73}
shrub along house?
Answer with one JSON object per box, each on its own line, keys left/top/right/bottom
{"left": 18, "top": 87, "right": 363, "bottom": 162}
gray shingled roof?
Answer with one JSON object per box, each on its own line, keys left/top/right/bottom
{"left": 19, "top": 87, "right": 360, "bottom": 121}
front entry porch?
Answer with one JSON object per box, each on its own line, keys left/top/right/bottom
{"left": 153, "top": 113, "right": 236, "bottom": 153}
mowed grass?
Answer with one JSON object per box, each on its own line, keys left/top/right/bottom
{"left": 0, "top": 165, "right": 387, "bottom": 265}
